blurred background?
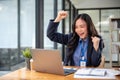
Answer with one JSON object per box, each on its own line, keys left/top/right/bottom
{"left": 0, "top": 0, "right": 120, "bottom": 76}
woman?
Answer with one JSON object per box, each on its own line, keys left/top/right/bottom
{"left": 47, "top": 11, "right": 104, "bottom": 67}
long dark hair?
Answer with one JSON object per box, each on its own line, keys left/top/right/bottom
{"left": 67, "top": 13, "right": 98, "bottom": 57}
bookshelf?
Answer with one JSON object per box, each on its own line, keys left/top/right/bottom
{"left": 109, "top": 18, "right": 120, "bottom": 67}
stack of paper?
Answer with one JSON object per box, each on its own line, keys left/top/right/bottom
{"left": 74, "top": 68, "right": 106, "bottom": 76}
{"left": 74, "top": 68, "right": 120, "bottom": 79}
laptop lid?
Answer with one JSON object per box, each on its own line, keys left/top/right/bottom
{"left": 31, "top": 49, "right": 65, "bottom": 75}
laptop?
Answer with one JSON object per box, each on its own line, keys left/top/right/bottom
{"left": 31, "top": 49, "right": 77, "bottom": 76}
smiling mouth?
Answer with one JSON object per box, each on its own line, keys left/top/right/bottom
{"left": 80, "top": 32, "right": 84, "bottom": 36}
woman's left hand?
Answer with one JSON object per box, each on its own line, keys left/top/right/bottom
{"left": 91, "top": 36, "right": 100, "bottom": 51}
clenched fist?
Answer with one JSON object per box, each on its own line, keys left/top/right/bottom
{"left": 54, "top": 11, "right": 68, "bottom": 22}
{"left": 91, "top": 36, "right": 100, "bottom": 51}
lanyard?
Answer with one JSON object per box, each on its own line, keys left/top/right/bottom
{"left": 80, "top": 40, "right": 88, "bottom": 58}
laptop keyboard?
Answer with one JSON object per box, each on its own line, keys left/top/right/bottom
{"left": 64, "top": 68, "right": 77, "bottom": 75}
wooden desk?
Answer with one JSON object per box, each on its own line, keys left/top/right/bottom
{"left": 0, "top": 68, "right": 120, "bottom": 80}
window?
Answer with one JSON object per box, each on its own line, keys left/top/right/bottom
{"left": 44, "top": 0, "right": 54, "bottom": 49}
{"left": 0, "top": 0, "right": 17, "bottom": 70}
{"left": 20, "top": 0, "right": 35, "bottom": 48}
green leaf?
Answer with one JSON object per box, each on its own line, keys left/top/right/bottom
{"left": 21, "top": 48, "right": 32, "bottom": 58}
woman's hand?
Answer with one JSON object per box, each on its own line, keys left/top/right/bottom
{"left": 91, "top": 36, "right": 100, "bottom": 51}
{"left": 54, "top": 11, "right": 68, "bottom": 22}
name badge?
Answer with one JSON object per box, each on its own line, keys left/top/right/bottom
{"left": 80, "top": 60, "right": 86, "bottom": 67}
{"left": 80, "top": 57, "right": 86, "bottom": 67}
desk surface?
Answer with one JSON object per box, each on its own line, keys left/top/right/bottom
{"left": 0, "top": 68, "right": 120, "bottom": 80}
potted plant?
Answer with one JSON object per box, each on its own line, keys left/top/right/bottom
{"left": 21, "top": 48, "right": 32, "bottom": 70}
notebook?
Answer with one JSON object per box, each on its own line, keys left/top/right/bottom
{"left": 74, "top": 68, "right": 106, "bottom": 76}
{"left": 31, "top": 49, "right": 76, "bottom": 76}
{"left": 74, "top": 68, "right": 120, "bottom": 79}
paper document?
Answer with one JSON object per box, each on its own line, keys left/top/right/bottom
{"left": 74, "top": 68, "right": 120, "bottom": 79}
{"left": 106, "top": 69, "right": 120, "bottom": 75}
{"left": 74, "top": 68, "right": 106, "bottom": 76}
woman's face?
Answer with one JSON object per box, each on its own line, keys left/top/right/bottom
{"left": 75, "top": 18, "right": 88, "bottom": 39}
